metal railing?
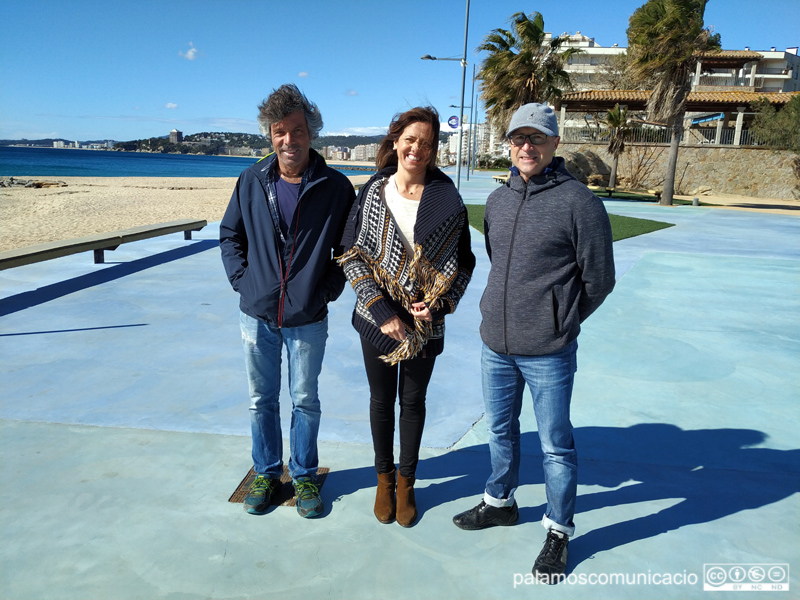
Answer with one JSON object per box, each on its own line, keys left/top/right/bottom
{"left": 698, "top": 75, "right": 748, "bottom": 87}
{"left": 561, "top": 126, "right": 789, "bottom": 147}
{"left": 756, "top": 67, "right": 792, "bottom": 75}
{"left": 696, "top": 75, "right": 765, "bottom": 88}
{"left": 561, "top": 126, "right": 673, "bottom": 144}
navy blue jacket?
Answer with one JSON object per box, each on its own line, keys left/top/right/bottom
{"left": 220, "top": 149, "right": 356, "bottom": 327}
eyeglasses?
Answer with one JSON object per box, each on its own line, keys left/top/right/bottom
{"left": 507, "top": 132, "right": 549, "bottom": 147}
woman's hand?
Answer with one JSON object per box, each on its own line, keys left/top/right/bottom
{"left": 380, "top": 315, "right": 407, "bottom": 341}
{"left": 410, "top": 302, "right": 432, "bottom": 322}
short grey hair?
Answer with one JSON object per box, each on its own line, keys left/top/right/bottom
{"left": 257, "top": 84, "right": 323, "bottom": 142}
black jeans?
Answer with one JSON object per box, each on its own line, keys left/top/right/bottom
{"left": 360, "top": 337, "right": 436, "bottom": 478}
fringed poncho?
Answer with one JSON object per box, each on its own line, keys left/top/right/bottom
{"left": 338, "top": 167, "right": 475, "bottom": 364}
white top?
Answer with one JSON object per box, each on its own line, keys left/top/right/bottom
{"left": 382, "top": 175, "right": 420, "bottom": 256}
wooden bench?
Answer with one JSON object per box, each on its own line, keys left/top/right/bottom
{"left": 0, "top": 219, "right": 208, "bottom": 271}
{"left": 492, "top": 173, "right": 510, "bottom": 184}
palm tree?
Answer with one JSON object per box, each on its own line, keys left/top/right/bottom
{"left": 627, "top": 0, "right": 721, "bottom": 205}
{"left": 605, "top": 104, "right": 631, "bottom": 189}
{"left": 477, "top": 11, "right": 581, "bottom": 132}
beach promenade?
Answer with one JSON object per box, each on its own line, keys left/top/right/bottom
{"left": 1, "top": 172, "right": 798, "bottom": 599}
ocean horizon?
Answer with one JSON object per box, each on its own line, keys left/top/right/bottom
{"left": 0, "top": 146, "right": 374, "bottom": 178}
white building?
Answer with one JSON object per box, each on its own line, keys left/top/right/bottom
{"left": 693, "top": 47, "right": 799, "bottom": 93}
{"left": 756, "top": 47, "right": 800, "bottom": 92}
{"left": 553, "top": 32, "right": 626, "bottom": 91}
{"left": 555, "top": 31, "right": 800, "bottom": 94}
{"left": 351, "top": 143, "right": 378, "bottom": 161}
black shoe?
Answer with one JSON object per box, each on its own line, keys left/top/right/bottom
{"left": 452, "top": 500, "right": 519, "bottom": 530}
{"left": 532, "top": 529, "right": 569, "bottom": 584}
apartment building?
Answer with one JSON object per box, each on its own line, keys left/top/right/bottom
{"left": 351, "top": 143, "right": 379, "bottom": 161}
{"left": 553, "top": 32, "right": 799, "bottom": 146}
{"left": 555, "top": 31, "right": 799, "bottom": 94}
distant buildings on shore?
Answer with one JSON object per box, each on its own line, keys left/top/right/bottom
{"left": 41, "top": 36, "right": 796, "bottom": 161}
{"left": 52, "top": 140, "right": 114, "bottom": 149}
{"left": 320, "top": 143, "right": 379, "bottom": 162}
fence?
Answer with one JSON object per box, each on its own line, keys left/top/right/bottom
{"left": 696, "top": 75, "right": 765, "bottom": 88}
{"left": 560, "top": 126, "right": 786, "bottom": 147}
{"left": 561, "top": 126, "right": 673, "bottom": 144}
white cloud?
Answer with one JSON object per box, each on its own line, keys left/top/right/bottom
{"left": 165, "top": 103, "right": 178, "bottom": 109}
{"left": 7, "top": 129, "right": 61, "bottom": 139}
{"left": 345, "top": 89, "right": 358, "bottom": 96}
{"left": 298, "top": 71, "right": 309, "bottom": 78}
{"left": 179, "top": 42, "right": 198, "bottom": 60}
{"left": 197, "top": 117, "right": 260, "bottom": 133}
{"left": 322, "top": 126, "right": 388, "bottom": 137}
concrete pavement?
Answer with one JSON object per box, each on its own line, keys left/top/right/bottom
{"left": 1, "top": 172, "right": 798, "bottom": 599}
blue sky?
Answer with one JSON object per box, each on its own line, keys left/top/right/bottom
{"left": 1, "top": 0, "right": 798, "bottom": 141}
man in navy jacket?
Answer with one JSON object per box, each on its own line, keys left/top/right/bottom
{"left": 220, "top": 84, "right": 355, "bottom": 518}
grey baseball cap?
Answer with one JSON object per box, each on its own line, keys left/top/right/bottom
{"left": 507, "top": 103, "right": 559, "bottom": 137}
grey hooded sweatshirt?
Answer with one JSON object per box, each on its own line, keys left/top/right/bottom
{"left": 480, "top": 157, "right": 615, "bottom": 356}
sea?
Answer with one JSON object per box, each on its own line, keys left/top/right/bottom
{"left": 0, "top": 146, "right": 373, "bottom": 178}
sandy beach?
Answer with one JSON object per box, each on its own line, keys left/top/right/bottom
{"left": 2, "top": 174, "right": 796, "bottom": 252}
{"left": 0, "top": 177, "right": 237, "bottom": 251}
{"left": 0, "top": 175, "right": 370, "bottom": 252}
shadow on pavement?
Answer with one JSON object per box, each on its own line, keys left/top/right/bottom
{"left": 0, "top": 240, "right": 219, "bottom": 316}
{"left": 326, "top": 423, "right": 800, "bottom": 571}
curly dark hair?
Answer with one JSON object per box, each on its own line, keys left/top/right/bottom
{"left": 257, "top": 84, "right": 323, "bottom": 143}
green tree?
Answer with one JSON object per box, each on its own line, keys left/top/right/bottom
{"left": 477, "top": 11, "right": 581, "bottom": 132}
{"left": 597, "top": 51, "right": 660, "bottom": 90}
{"left": 605, "top": 104, "right": 633, "bottom": 188}
{"left": 749, "top": 95, "right": 800, "bottom": 151}
{"left": 627, "top": 0, "right": 721, "bottom": 205}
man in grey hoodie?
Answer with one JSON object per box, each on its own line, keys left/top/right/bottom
{"left": 452, "top": 103, "right": 615, "bottom": 584}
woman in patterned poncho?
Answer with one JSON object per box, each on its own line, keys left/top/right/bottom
{"left": 338, "top": 106, "right": 475, "bottom": 527}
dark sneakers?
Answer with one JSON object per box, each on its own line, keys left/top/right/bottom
{"left": 532, "top": 529, "right": 569, "bottom": 584}
{"left": 294, "top": 477, "right": 324, "bottom": 518}
{"left": 452, "top": 500, "right": 519, "bottom": 530}
{"left": 243, "top": 474, "right": 280, "bottom": 515}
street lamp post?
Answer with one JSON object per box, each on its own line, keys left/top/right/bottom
{"left": 449, "top": 103, "right": 472, "bottom": 181}
{"left": 454, "top": 63, "right": 478, "bottom": 180}
{"left": 470, "top": 64, "right": 479, "bottom": 175}
{"left": 421, "top": 0, "right": 470, "bottom": 190}
{"left": 471, "top": 90, "right": 480, "bottom": 174}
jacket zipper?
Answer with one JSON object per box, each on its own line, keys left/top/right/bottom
{"left": 502, "top": 189, "right": 526, "bottom": 354}
{"left": 277, "top": 193, "right": 305, "bottom": 327}
{"left": 271, "top": 166, "right": 325, "bottom": 328}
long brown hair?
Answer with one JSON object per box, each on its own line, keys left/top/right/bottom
{"left": 375, "top": 106, "right": 440, "bottom": 172}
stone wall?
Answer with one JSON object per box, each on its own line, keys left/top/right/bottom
{"left": 558, "top": 142, "right": 800, "bottom": 200}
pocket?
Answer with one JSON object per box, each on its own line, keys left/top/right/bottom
{"left": 551, "top": 286, "right": 564, "bottom": 335}
{"left": 233, "top": 266, "right": 249, "bottom": 293}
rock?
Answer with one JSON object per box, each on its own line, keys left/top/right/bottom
{"left": 690, "top": 185, "right": 713, "bottom": 195}
{"left": 0, "top": 177, "right": 67, "bottom": 188}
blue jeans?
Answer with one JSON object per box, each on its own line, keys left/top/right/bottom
{"left": 240, "top": 311, "right": 327, "bottom": 480}
{"left": 481, "top": 340, "right": 578, "bottom": 536}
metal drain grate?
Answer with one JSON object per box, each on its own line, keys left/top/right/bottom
{"left": 229, "top": 466, "right": 330, "bottom": 507}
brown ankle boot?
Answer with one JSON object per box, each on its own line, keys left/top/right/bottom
{"left": 396, "top": 473, "right": 417, "bottom": 527}
{"left": 374, "top": 470, "right": 396, "bottom": 523}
